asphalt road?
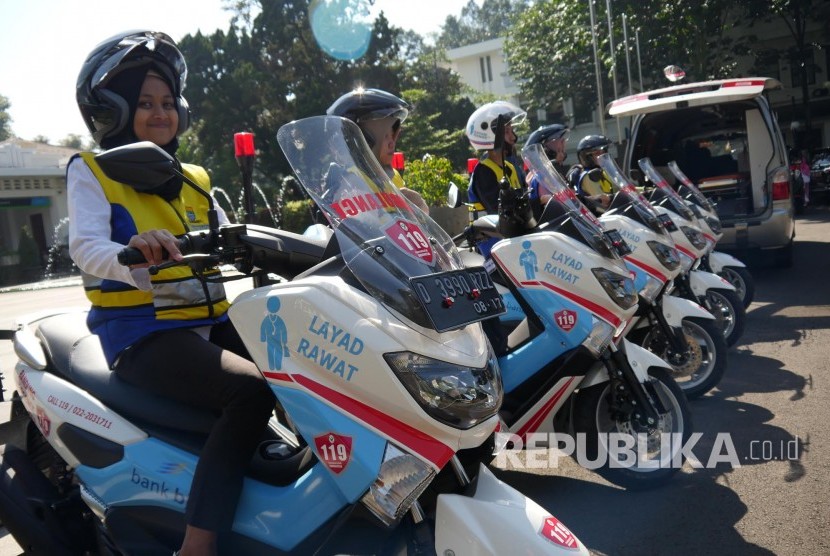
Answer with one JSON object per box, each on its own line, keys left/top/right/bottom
{"left": 1, "top": 207, "right": 829, "bottom": 555}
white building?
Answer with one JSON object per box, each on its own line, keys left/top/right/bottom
{"left": 0, "top": 138, "right": 79, "bottom": 269}
{"left": 445, "top": 37, "right": 522, "bottom": 105}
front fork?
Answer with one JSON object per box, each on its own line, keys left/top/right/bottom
{"left": 603, "top": 343, "right": 667, "bottom": 430}
{"left": 650, "top": 297, "right": 691, "bottom": 356}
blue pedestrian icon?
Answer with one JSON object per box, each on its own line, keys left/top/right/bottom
{"left": 261, "top": 296, "right": 289, "bottom": 370}
{"left": 519, "top": 240, "right": 538, "bottom": 280}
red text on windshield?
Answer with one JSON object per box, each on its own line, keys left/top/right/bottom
{"left": 332, "top": 192, "right": 409, "bottom": 219}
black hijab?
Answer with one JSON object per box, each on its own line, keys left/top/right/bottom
{"left": 101, "top": 64, "right": 183, "bottom": 201}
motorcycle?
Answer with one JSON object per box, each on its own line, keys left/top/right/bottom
{"left": 548, "top": 156, "right": 728, "bottom": 400}
{"left": 0, "top": 117, "right": 588, "bottom": 555}
{"left": 666, "top": 160, "right": 755, "bottom": 308}
{"left": 634, "top": 157, "right": 746, "bottom": 347}
{"left": 595, "top": 154, "right": 743, "bottom": 348}
{"left": 449, "top": 143, "right": 693, "bottom": 490}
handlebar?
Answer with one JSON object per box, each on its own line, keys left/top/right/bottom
{"left": 116, "top": 224, "right": 330, "bottom": 281}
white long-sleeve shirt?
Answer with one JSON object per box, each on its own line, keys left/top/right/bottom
{"left": 67, "top": 156, "right": 229, "bottom": 291}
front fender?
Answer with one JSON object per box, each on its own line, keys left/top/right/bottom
{"left": 661, "top": 294, "right": 715, "bottom": 328}
{"left": 435, "top": 464, "right": 589, "bottom": 555}
{"left": 689, "top": 269, "right": 735, "bottom": 297}
{"left": 708, "top": 251, "right": 746, "bottom": 273}
{"left": 620, "top": 338, "right": 666, "bottom": 383}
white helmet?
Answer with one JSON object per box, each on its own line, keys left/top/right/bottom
{"left": 465, "top": 101, "right": 527, "bottom": 150}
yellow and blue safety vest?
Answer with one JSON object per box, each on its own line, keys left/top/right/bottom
{"left": 77, "top": 152, "right": 229, "bottom": 366}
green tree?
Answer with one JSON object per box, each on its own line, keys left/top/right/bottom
{"left": 59, "top": 134, "right": 94, "bottom": 150}
{"left": 507, "top": 0, "right": 752, "bottom": 120}
{"left": 399, "top": 54, "right": 476, "bottom": 169}
{"left": 436, "top": 0, "right": 530, "bottom": 50}
{"left": 745, "top": 0, "right": 830, "bottom": 144}
{"left": 0, "top": 94, "right": 11, "bottom": 141}
{"left": 178, "top": 2, "right": 409, "bottom": 208}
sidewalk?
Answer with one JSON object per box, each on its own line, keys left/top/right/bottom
{"left": 0, "top": 274, "right": 83, "bottom": 294}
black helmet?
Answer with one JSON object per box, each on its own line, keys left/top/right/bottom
{"left": 327, "top": 88, "right": 410, "bottom": 148}
{"left": 577, "top": 134, "right": 611, "bottom": 167}
{"left": 76, "top": 30, "right": 190, "bottom": 146}
{"left": 525, "top": 124, "right": 569, "bottom": 158}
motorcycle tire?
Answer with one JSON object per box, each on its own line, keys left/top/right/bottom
{"left": 642, "top": 317, "right": 728, "bottom": 399}
{"left": 704, "top": 288, "right": 746, "bottom": 347}
{"left": 718, "top": 266, "right": 755, "bottom": 309}
{"left": 571, "top": 367, "right": 692, "bottom": 491}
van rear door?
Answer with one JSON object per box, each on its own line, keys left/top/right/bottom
{"left": 607, "top": 78, "right": 783, "bottom": 117}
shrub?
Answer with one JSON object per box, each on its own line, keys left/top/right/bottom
{"left": 401, "top": 155, "right": 468, "bottom": 207}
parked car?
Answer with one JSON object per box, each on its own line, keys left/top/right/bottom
{"left": 810, "top": 147, "right": 830, "bottom": 201}
{"left": 609, "top": 77, "right": 795, "bottom": 267}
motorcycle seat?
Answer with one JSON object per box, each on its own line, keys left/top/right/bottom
{"left": 36, "top": 312, "right": 218, "bottom": 434}
{"left": 35, "top": 312, "right": 319, "bottom": 486}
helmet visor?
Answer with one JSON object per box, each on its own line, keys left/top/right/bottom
{"left": 356, "top": 106, "right": 409, "bottom": 125}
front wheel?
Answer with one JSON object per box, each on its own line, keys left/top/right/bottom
{"left": 718, "top": 266, "right": 754, "bottom": 308}
{"left": 572, "top": 368, "right": 692, "bottom": 490}
{"left": 703, "top": 288, "right": 746, "bottom": 347}
{"left": 642, "top": 317, "right": 728, "bottom": 399}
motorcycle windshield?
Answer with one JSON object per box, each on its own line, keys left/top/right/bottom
{"left": 667, "top": 160, "right": 715, "bottom": 211}
{"left": 596, "top": 153, "right": 671, "bottom": 239}
{"left": 277, "top": 116, "right": 500, "bottom": 332}
{"left": 522, "top": 144, "right": 621, "bottom": 259}
{"left": 637, "top": 157, "right": 697, "bottom": 221}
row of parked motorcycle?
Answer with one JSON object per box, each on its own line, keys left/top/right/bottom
{"left": 0, "top": 115, "right": 755, "bottom": 554}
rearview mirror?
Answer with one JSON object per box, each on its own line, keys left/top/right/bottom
{"left": 447, "top": 181, "right": 460, "bottom": 208}
{"left": 95, "top": 141, "right": 177, "bottom": 191}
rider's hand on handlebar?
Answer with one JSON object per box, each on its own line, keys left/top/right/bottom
{"left": 126, "top": 230, "right": 183, "bottom": 267}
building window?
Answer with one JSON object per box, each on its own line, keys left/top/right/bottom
{"left": 479, "top": 56, "right": 493, "bottom": 83}
{"left": 790, "top": 48, "right": 816, "bottom": 87}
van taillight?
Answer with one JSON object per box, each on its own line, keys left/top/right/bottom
{"left": 771, "top": 169, "right": 790, "bottom": 201}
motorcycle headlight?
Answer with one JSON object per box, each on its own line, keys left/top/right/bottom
{"left": 681, "top": 226, "right": 707, "bottom": 250}
{"left": 591, "top": 267, "right": 639, "bottom": 310}
{"left": 646, "top": 240, "right": 681, "bottom": 271}
{"left": 360, "top": 443, "right": 435, "bottom": 527}
{"left": 384, "top": 349, "right": 502, "bottom": 430}
{"left": 704, "top": 216, "right": 722, "bottom": 235}
{"left": 679, "top": 251, "right": 695, "bottom": 272}
{"left": 639, "top": 274, "right": 664, "bottom": 304}
{"left": 581, "top": 317, "right": 614, "bottom": 357}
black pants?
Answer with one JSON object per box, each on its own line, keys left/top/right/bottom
{"left": 114, "top": 320, "right": 276, "bottom": 532}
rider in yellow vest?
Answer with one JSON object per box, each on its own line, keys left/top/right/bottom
{"left": 465, "top": 101, "right": 527, "bottom": 258}
{"left": 69, "top": 30, "right": 274, "bottom": 555}
{"left": 327, "top": 88, "right": 429, "bottom": 213}
{"left": 568, "top": 134, "right": 614, "bottom": 215}
{"left": 465, "top": 101, "right": 526, "bottom": 214}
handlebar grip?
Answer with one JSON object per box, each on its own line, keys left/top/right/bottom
{"left": 117, "top": 247, "right": 147, "bottom": 266}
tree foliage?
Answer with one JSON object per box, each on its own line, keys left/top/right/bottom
{"left": 507, "top": 0, "right": 754, "bottom": 118}
{"left": 0, "top": 94, "right": 11, "bottom": 141}
{"left": 177, "top": 2, "right": 408, "bottom": 200}
{"left": 436, "top": 0, "right": 530, "bottom": 50}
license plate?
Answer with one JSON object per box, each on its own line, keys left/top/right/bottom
{"left": 604, "top": 229, "right": 632, "bottom": 256}
{"left": 410, "top": 267, "right": 505, "bottom": 332}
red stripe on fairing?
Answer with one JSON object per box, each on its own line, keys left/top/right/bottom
{"left": 291, "top": 374, "right": 456, "bottom": 468}
{"left": 492, "top": 252, "right": 623, "bottom": 327}
{"left": 701, "top": 231, "right": 717, "bottom": 243}
{"left": 514, "top": 377, "right": 576, "bottom": 440}
{"left": 674, "top": 243, "right": 699, "bottom": 259}
{"left": 624, "top": 255, "right": 668, "bottom": 283}
{"left": 263, "top": 371, "right": 293, "bottom": 382}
